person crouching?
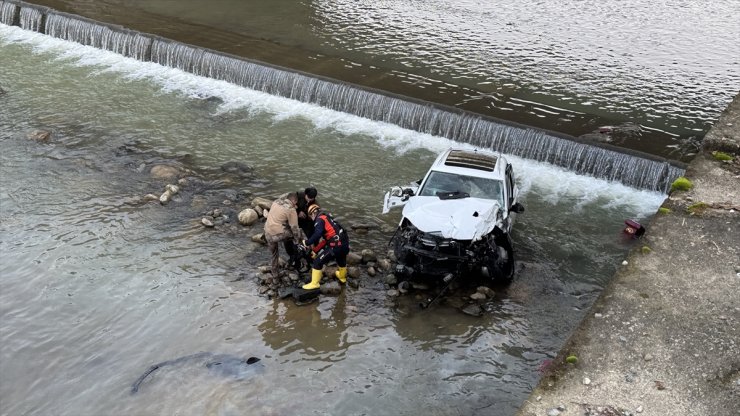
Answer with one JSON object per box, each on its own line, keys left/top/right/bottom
{"left": 263, "top": 193, "right": 300, "bottom": 281}
{"left": 302, "top": 204, "right": 350, "bottom": 290}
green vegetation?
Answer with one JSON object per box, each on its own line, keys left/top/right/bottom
{"left": 671, "top": 177, "right": 693, "bottom": 192}
{"left": 658, "top": 207, "right": 671, "bottom": 214}
{"left": 687, "top": 202, "right": 708, "bottom": 215}
{"left": 641, "top": 246, "right": 652, "bottom": 255}
{"left": 566, "top": 355, "right": 578, "bottom": 364}
{"left": 712, "top": 151, "right": 733, "bottom": 161}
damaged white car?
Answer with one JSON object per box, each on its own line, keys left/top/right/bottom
{"left": 383, "top": 148, "right": 524, "bottom": 283}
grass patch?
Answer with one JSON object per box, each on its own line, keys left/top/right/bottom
{"left": 671, "top": 176, "right": 693, "bottom": 192}
{"left": 658, "top": 207, "right": 671, "bottom": 214}
{"left": 712, "top": 151, "right": 734, "bottom": 161}
{"left": 566, "top": 355, "right": 578, "bottom": 364}
{"left": 687, "top": 202, "right": 708, "bottom": 215}
{"left": 641, "top": 246, "right": 652, "bottom": 254}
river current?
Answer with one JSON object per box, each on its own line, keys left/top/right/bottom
{"left": 20, "top": 0, "right": 740, "bottom": 161}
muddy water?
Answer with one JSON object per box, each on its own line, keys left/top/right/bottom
{"left": 22, "top": 0, "right": 740, "bottom": 161}
{"left": 0, "top": 26, "right": 665, "bottom": 415}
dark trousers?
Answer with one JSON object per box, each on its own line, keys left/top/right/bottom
{"left": 312, "top": 242, "right": 350, "bottom": 270}
{"left": 298, "top": 217, "right": 314, "bottom": 239}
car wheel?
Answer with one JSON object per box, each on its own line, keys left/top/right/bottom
{"left": 487, "top": 246, "right": 514, "bottom": 284}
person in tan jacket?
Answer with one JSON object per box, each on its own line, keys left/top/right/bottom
{"left": 263, "top": 193, "right": 301, "bottom": 280}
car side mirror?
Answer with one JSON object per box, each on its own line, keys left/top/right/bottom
{"left": 401, "top": 188, "right": 415, "bottom": 201}
{"left": 510, "top": 202, "right": 525, "bottom": 213}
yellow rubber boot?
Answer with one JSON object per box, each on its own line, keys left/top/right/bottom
{"left": 334, "top": 267, "right": 347, "bottom": 284}
{"left": 302, "top": 268, "right": 322, "bottom": 290}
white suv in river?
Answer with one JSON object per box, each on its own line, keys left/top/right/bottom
{"left": 383, "top": 147, "right": 524, "bottom": 283}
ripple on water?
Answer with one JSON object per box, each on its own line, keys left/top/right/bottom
{"left": 0, "top": 22, "right": 679, "bottom": 414}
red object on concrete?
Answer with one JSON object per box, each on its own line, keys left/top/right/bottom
{"left": 624, "top": 219, "right": 645, "bottom": 237}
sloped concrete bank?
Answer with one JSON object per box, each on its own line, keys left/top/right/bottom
{"left": 517, "top": 94, "right": 740, "bottom": 416}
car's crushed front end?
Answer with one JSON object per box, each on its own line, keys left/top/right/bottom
{"left": 390, "top": 197, "right": 514, "bottom": 282}
{"left": 383, "top": 147, "right": 522, "bottom": 284}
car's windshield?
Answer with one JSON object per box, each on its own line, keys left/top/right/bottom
{"left": 419, "top": 171, "right": 504, "bottom": 205}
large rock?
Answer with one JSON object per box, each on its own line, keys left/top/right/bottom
{"left": 348, "top": 267, "right": 362, "bottom": 279}
{"left": 257, "top": 266, "right": 271, "bottom": 274}
{"left": 361, "top": 249, "right": 377, "bottom": 263}
{"left": 159, "top": 190, "right": 173, "bottom": 205}
{"left": 27, "top": 130, "right": 51, "bottom": 142}
{"left": 461, "top": 303, "right": 485, "bottom": 317}
{"left": 221, "top": 161, "right": 252, "bottom": 177}
{"left": 165, "top": 184, "right": 180, "bottom": 195}
{"left": 476, "top": 286, "right": 495, "bottom": 298}
{"left": 470, "top": 292, "right": 487, "bottom": 301}
{"left": 346, "top": 252, "right": 363, "bottom": 266}
{"left": 320, "top": 281, "right": 342, "bottom": 296}
{"left": 251, "top": 197, "right": 273, "bottom": 211}
{"left": 377, "top": 258, "right": 393, "bottom": 271}
{"left": 238, "top": 208, "right": 259, "bottom": 226}
{"left": 383, "top": 274, "right": 397, "bottom": 286}
{"left": 150, "top": 165, "right": 180, "bottom": 180}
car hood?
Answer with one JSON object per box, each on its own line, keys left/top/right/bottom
{"left": 401, "top": 196, "right": 502, "bottom": 241}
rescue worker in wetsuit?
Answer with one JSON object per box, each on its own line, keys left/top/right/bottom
{"left": 296, "top": 187, "right": 317, "bottom": 238}
{"left": 301, "top": 204, "right": 350, "bottom": 290}
{"left": 263, "top": 193, "right": 300, "bottom": 280}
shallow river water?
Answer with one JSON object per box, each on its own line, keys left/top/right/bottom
{"left": 18, "top": 0, "right": 740, "bottom": 160}
{"left": 3, "top": 25, "right": 665, "bottom": 415}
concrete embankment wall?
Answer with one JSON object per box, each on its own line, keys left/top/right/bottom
{"left": 517, "top": 93, "right": 740, "bottom": 415}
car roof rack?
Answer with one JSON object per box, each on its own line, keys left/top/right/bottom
{"left": 443, "top": 149, "right": 497, "bottom": 172}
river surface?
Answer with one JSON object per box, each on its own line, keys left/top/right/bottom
{"left": 21, "top": 0, "right": 740, "bottom": 162}
{"left": 0, "top": 25, "right": 666, "bottom": 415}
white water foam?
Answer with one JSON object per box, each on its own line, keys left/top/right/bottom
{"left": 0, "top": 24, "right": 666, "bottom": 215}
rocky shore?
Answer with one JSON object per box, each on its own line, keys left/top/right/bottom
{"left": 516, "top": 95, "right": 740, "bottom": 415}
{"left": 24, "top": 121, "right": 499, "bottom": 312}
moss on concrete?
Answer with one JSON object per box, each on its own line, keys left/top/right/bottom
{"left": 712, "top": 150, "right": 733, "bottom": 161}
{"left": 671, "top": 176, "right": 693, "bottom": 192}
{"left": 687, "top": 202, "right": 709, "bottom": 215}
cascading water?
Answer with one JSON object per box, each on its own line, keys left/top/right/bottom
{"left": 0, "top": 1, "right": 16, "bottom": 25}
{"left": 44, "top": 13, "right": 151, "bottom": 60}
{"left": 18, "top": 3, "right": 41, "bottom": 32}
{"left": 3, "top": 0, "right": 685, "bottom": 192}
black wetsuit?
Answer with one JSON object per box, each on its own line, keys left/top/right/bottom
{"left": 296, "top": 191, "right": 316, "bottom": 237}
{"left": 306, "top": 211, "right": 350, "bottom": 270}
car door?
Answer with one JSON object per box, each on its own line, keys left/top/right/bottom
{"left": 503, "top": 163, "right": 524, "bottom": 231}
{"left": 382, "top": 182, "right": 420, "bottom": 214}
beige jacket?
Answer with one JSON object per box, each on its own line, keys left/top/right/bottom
{"left": 264, "top": 197, "right": 300, "bottom": 243}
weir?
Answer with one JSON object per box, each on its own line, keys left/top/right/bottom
{"left": 0, "top": 0, "right": 686, "bottom": 192}
{"left": 0, "top": 1, "right": 15, "bottom": 25}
